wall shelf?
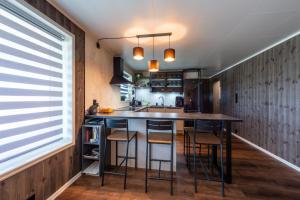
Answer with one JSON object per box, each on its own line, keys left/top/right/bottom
{"left": 150, "top": 71, "right": 183, "bottom": 93}
{"left": 83, "top": 142, "right": 100, "bottom": 145}
{"left": 82, "top": 161, "right": 100, "bottom": 176}
{"left": 81, "top": 118, "right": 105, "bottom": 176}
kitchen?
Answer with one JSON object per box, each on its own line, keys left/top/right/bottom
{"left": 0, "top": 0, "right": 300, "bottom": 200}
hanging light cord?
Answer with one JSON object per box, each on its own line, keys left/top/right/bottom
{"left": 96, "top": 32, "right": 171, "bottom": 49}
{"left": 152, "top": 36, "right": 154, "bottom": 59}
{"left": 168, "top": 35, "right": 170, "bottom": 48}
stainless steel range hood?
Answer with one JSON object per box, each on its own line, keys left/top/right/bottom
{"left": 110, "top": 57, "right": 132, "bottom": 85}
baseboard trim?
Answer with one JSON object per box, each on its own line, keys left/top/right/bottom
{"left": 232, "top": 133, "right": 300, "bottom": 173}
{"left": 47, "top": 172, "right": 81, "bottom": 200}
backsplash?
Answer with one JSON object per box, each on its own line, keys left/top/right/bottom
{"left": 135, "top": 88, "right": 183, "bottom": 106}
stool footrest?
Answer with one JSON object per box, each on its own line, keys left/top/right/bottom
{"left": 103, "top": 171, "right": 126, "bottom": 176}
{"left": 196, "top": 177, "right": 223, "bottom": 182}
{"left": 150, "top": 158, "right": 171, "bottom": 162}
{"left": 148, "top": 176, "right": 173, "bottom": 181}
{"left": 117, "top": 155, "right": 136, "bottom": 159}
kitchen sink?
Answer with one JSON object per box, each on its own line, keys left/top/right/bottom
{"left": 115, "top": 106, "right": 143, "bottom": 111}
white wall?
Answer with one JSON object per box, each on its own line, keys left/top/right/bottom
{"left": 135, "top": 88, "right": 183, "bottom": 106}
{"left": 85, "top": 33, "right": 129, "bottom": 110}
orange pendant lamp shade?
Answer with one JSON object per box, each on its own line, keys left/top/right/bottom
{"left": 133, "top": 37, "right": 144, "bottom": 60}
{"left": 164, "top": 48, "right": 175, "bottom": 62}
{"left": 164, "top": 35, "right": 175, "bottom": 62}
{"left": 133, "top": 47, "right": 144, "bottom": 60}
{"left": 148, "top": 59, "right": 159, "bottom": 72}
{"left": 148, "top": 36, "right": 159, "bottom": 72}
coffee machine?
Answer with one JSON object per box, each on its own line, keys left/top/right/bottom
{"left": 175, "top": 96, "right": 184, "bottom": 107}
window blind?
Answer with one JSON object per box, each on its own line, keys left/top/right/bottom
{"left": 0, "top": 2, "right": 66, "bottom": 164}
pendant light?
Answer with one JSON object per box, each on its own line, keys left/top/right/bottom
{"left": 133, "top": 37, "right": 144, "bottom": 60}
{"left": 164, "top": 35, "right": 175, "bottom": 62}
{"left": 148, "top": 37, "right": 159, "bottom": 72}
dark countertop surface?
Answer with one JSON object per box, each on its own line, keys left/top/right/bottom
{"left": 87, "top": 111, "right": 242, "bottom": 122}
{"left": 115, "top": 106, "right": 183, "bottom": 112}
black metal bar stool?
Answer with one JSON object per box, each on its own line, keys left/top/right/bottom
{"left": 187, "top": 120, "right": 225, "bottom": 196}
{"left": 184, "top": 121, "right": 204, "bottom": 169}
{"left": 145, "top": 120, "right": 174, "bottom": 195}
{"left": 187, "top": 140, "right": 213, "bottom": 171}
{"left": 101, "top": 118, "right": 137, "bottom": 190}
{"left": 184, "top": 126, "right": 193, "bottom": 157}
{"left": 184, "top": 122, "right": 206, "bottom": 170}
{"left": 184, "top": 124, "right": 194, "bottom": 167}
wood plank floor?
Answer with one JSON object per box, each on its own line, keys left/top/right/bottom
{"left": 56, "top": 135, "right": 300, "bottom": 200}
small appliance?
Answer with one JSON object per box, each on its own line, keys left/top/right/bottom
{"left": 175, "top": 96, "right": 184, "bottom": 107}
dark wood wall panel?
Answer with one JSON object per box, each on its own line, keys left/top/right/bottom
{"left": 211, "top": 35, "right": 300, "bottom": 167}
{"left": 0, "top": 0, "right": 85, "bottom": 199}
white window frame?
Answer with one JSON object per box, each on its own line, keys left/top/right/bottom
{"left": 0, "top": 0, "right": 75, "bottom": 181}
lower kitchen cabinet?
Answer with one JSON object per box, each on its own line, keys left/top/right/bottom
{"left": 147, "top": 107, "right": 165, "bottom": 112}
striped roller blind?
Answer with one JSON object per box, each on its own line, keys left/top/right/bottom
{"left": 0, "top": 1, "right": 70, "bottom": 165}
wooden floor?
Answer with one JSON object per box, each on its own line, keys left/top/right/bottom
{"left": 56, "top": 135, "right": 300, "bottom": 200}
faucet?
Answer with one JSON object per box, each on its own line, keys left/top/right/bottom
{"left": 159, "top": 96, "right": 164, "bottom": 106}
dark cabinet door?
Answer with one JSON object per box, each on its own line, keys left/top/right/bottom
{"left": 184, "top": 79, "right": 201, "bottom": 112}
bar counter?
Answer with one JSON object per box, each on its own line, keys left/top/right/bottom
{"left": 86, "top": 110, "right": 241, "bottom": 183}
{"left": 87, "top": 110, "right": 241, "bottom": 121}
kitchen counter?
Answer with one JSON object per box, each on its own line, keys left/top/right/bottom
{"left": 86, "top": 110, "right": 241, "bottom": 183}
{"left": 147, "top": 105, "right": 184, "bottom": 109}
{"left": 114, "top": 105, "right": 184, "bottom": 112}
{"left": 114, "top": 106, "right": 146, "bottom": 111}
{"left": 87, "top": 110, "right": 241, "bottom": 121}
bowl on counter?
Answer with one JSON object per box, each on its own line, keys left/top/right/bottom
{"left": 98, "top": 107, "right": 114, "bottom": 113}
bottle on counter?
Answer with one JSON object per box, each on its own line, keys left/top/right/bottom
{"left": 88, "top": 99, "right": 99, "bottom": 115}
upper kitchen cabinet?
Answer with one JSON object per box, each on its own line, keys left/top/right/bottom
{"left": 134, "top": 72, "right": 150, "bottom": 88}
{"left": 150, "top": 71, "right": 183, "bottom": 93}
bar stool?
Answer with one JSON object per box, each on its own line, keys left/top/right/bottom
{"left": 184, "top": 125, "right": 194, "bottom": 167}
{"left": 184, "top": 126, "right": 193, "bottom": 157}
{"left": 187, "top": 120, "right": 225, "bottom": 196}
{"left": 183, "top": 120, "right": 193, "bottom": 156}
{"left": 184, "top": 121, "right": 205, "bottom": 169}
{"left": 145, "top": 120, "right": 174, "bottom": 195}
{"left": 101, "top": 119, "right": 137, "bottom": 190}
{"left": 186, "top": 138, "right": 212, "bottom": 171}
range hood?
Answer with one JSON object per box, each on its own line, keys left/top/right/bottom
{"left": 110, "top": 57, "right": 132, "bottom": 85}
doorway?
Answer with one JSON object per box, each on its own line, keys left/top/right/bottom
{"left": 213, "top": 80, "right": 221, "bottom": 113}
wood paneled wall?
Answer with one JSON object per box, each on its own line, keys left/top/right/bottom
{"left": 211, "top": 35, "right": 300, "bottom": 167}
{"left": 201, "top": 79, "right": 212, "bottom": 113}
{"left": 0, "top": 0, "right": 85, "bottom": 199}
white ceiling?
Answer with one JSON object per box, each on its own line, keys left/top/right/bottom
{"left": 48, "top": 0, "right": 300, "bottom": 77}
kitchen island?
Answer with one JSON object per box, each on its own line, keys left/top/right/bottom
{"left": 86, "top": 110, "right": 241, "bottom": 183}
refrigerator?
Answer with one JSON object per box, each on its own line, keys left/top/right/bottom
{"left": 183, "top": 70, "right": 204, "bottom": 127}
{"left": 183, "top": 70, "right": 204, "bottom": 112}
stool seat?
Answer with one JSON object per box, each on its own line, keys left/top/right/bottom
{"left": 148, "top": 133, "right": 172, "bottom": 144}
{"left": 188, "top": 132, "right": 221, "bottom": 145}
{"left": 107, "top": 130, "right": 136, "bottom": 141}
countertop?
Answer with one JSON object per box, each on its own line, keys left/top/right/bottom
{"left": 115, "top": 106, "right": 183, "bottom": 112}
{"left": 87, "top": 110, "right": 242, "bottom": 122}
